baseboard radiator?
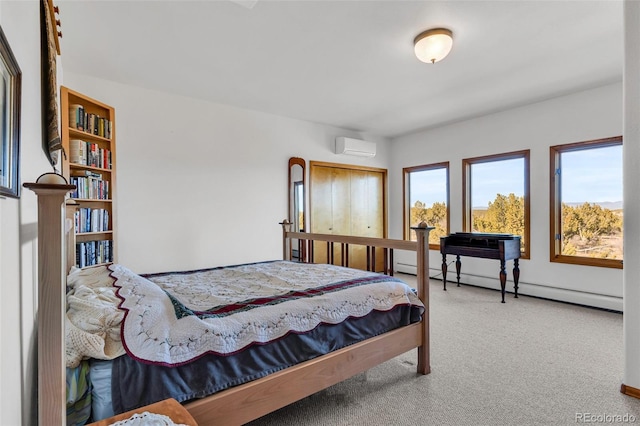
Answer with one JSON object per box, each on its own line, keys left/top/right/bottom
{"left": 395, "top": 262, "right": 622, "bottom": 312}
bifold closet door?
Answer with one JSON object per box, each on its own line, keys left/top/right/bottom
{"left": 310, "top": 163, "right": 386, "bottom": 271}
{"left": 311, "top": 165, "right": 349, "bottom": 264}
{"left": 348, "top": 170, "right": 384, "bottom": 270}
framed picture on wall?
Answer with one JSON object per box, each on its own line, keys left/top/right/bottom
{"left": 0, "top": 24, "right": 22, "bottom": 199}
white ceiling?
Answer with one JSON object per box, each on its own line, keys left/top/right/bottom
{"left": 57, "top": 0, "right": 623, "bottom": 139}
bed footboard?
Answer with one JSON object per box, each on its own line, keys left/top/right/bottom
{"left": 280, "top": 220, "right": 432, "bottom": 374}
{"left": 183, "top": 223, "right": 433, "bottom": 425}
{"left": 184, "top": 323, "right": 422, "bottom": 425}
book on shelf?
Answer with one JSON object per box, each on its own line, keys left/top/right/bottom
{"left": 88, "top": 143, "right": 98, "bottom": 167}
{"left": 83, "top": 170, "right": 102, "bottom": 179}
{"left": 69, "top": 104, "right": 84, "bottom": 131}
{"left": 76, "top": 240, "right": 113, "bottom": 267}
{"left": 68, "top": 139, "right": 112, "bottom": 170}
{"left": 69, "top": 139, "right": 87, "bottom": 165}
{"left": 68, "top": 103, "right": 113, "bottom": 139}
{"left": 88, "top": 114, "right": 95, "bottom": 136}
{"left": 74, "top": 208, "right": 110, "bottom": 233}
{"left": 69, "top": 176, "right": 110, "bottom": 200}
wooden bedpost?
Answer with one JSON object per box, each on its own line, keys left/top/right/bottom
{"left": 24, "top": 180, "right": 76, "bottom": 426}
{"left": 412, "top": 222, "right": 432, "bottom": 375}
{"left": 280, "top": 219, "right": 292, "bottom": 261}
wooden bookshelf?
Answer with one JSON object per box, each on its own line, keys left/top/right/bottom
{"left": 60, "top": 86, "right": 116, "bottom": 271}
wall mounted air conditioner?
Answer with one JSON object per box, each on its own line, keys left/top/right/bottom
{"left": 334, "top": 137, "right": 377, "bottom": 158}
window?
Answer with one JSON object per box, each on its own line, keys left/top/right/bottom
{"left": 550, "top": 137, "right": 623, "bottom": 268}
{"left": 403, "top": 162, "right": 450, "bottom": 249}
{"left": 463, "top": 150, "right": 530, "bottom": 259}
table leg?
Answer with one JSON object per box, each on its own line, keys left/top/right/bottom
{"left": 455, "top": 255, "right": 462, "bottom": 287}
{"left": 513, "top": 258, "right": 520, "bottom": 298}
{"left": 441, "top": 254, "right": 448, "bottom": 291}
{"left": 499, "top": 259, "right": 507, "bottom": 303}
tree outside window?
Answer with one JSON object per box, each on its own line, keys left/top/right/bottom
{"left": 403, "top": 162, "right": 449, "bottom": 248}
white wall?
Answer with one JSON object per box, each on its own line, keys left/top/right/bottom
{"left": 0, "top": 1, "right": 60, "bottom": 424}
{"left": 63, "top": 72, "right": 391, "bottom": 274}
{"left": 389, "top": 82, "right": 623, "bottom": 311}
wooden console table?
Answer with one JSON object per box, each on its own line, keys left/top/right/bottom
{"left": 440, "top": 232, "right": 521, "bottom": 303}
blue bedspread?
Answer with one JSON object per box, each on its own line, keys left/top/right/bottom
{"left": 109, "top": 304, "right": 421, "bottom": 415}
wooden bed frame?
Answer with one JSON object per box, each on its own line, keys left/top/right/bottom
{"left": 26, "top": 182, "right": 432, "bottom": 426}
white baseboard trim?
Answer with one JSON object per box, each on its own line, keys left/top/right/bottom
{"left": 395, "top": 262, "right": 622, "bottom": 312}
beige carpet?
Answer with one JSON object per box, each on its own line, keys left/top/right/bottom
{"left": 247, "top": 275, "right": 640, "bottom": 425}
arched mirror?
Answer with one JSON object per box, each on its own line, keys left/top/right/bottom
{"left": 288, "top": 157, "right": 306, "bottom": 232}
{"left": 288, "top": 157, "right": 306, "bottom": 260}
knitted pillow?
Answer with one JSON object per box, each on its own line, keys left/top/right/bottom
{"left": 67, "top": 264, "right": 115, "bottom": 291}
{"left": 66, "top": 264, "right": 126, "bottom": 368}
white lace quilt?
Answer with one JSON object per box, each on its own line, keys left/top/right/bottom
{"left": 110, "top": 261, "right": 424, "bottom": 366}
{"left": 108, "top": 412, "right": 188, "bottom": 426}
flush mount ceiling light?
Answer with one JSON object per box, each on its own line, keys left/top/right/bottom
{"left": 414, "top": 28, "right": 453, "bottom": 64}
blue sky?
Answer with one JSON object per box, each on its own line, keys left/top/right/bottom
{"left": 409, "top": 145, "right": 622, "bottom": 207}
{"left": 470, "top": 159, "right": 524, "bottom": 206}
{"left": 409, "top": 168, "right": 448, "bottom": 206}
{"left": 560, "top": 145, "right": 622, "bottom": 204}
{"left": 408, "top": 160, "right": 525, "bottom": 207}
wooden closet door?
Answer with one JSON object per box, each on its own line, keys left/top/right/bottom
{"left": 366, "top": 171, "right": 385, "bottom": 272}
{"left": 349, "top": 170, "right": 384, "bottom": 270}
{"left": 311, "top": 165, "right": 332, "bottom": 263}
{"left": 311, "top": 165, "right": 334, "bottom": 235}
{"left": 331, "top": 168, "right": 351, "bottom": 235}
{"left": 351, "top": 170, "right": 384, "bottom": 238}
{"left": 349, "top": 170, "right": 369, "bottom": 270}
{"left": 330, "top": 168, "right": 350, "bottom": 265}
{"left": 311, "top": 165, "right": 350, "bottom": 264}
{"left": 310, "top": 162, "right": 386, "bottom": 270}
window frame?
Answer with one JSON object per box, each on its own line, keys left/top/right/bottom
{"left": 462, "top": 150, "right": 531, "bottom": 259}
{"left": 549, "top": 136, "right": 623, "bottom": 269}
{"left": 403, "top": 161, "right": 450, "bottom": 250}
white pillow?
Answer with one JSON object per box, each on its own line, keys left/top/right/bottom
{"left": 67, "top": 264, "right": 115, "bottom": 290}
{"left": 65, "top": 264, "right": 126, "bottom": 368}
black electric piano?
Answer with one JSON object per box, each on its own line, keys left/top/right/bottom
{"left": 440, "top": 232, "right": 521, "bottom": 303}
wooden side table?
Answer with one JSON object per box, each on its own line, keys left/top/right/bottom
{"left": 86, "top": 398, "right": 198, "bottom": 425}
